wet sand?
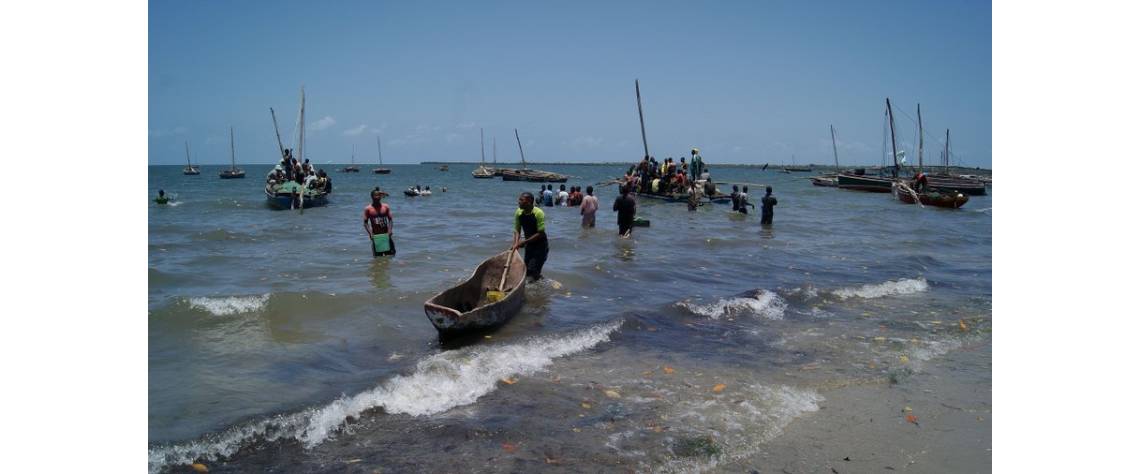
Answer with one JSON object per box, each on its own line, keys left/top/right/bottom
{"left": 732, "top": 341, "right": 992, "bottom": 473}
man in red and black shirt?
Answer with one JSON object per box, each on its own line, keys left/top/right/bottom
{"left": 363, "top": 188, "right": 395, "bottom": 256}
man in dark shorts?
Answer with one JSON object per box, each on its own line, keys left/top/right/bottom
{"left": 613, "top": 185, "right": 637, "bottom": 237}
{"left": 363, "top": 188, "right": 395, "bottom": 256}
{"left": 760, "top": 186, "right": 778, "bottom": 225}
{"left": 512, "top": 192, "right": 548, "bottom": 281}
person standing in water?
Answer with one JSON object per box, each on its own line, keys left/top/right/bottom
{"left": 363, "top": 188, "right": 395, "bottom": 256}
{"left": 580, "top": 185, "right": 599, "bottom": 227}
{"left": 760, "top": 186, "right": 778, "bottom": 225}
{"left": 155, "top": 189, "right": 169, "bottom": 204}
{"left": 738, "top": 185, "right": 756, "bottom": 214}
{"left": 730, "top": 184, "right": 741, "bottom": 211}
{"left": 543, "top": 185, "right": 555, "bottom": 207}
{"left": 613, "top": 185, "right": 637, "bottom": 237}
{"left": 512, "top": 192, "right": 549, "bottom": 281}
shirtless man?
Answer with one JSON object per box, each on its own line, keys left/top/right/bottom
{"left": 363, "top": 188, "right": 395, "bottom": 256}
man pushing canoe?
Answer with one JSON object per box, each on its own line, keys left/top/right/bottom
{"left": 511, "top": 192, "right": 548, "bottom": 282}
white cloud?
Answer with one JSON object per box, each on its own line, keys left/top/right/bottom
{"left": 310, "top": 116, "right": 336, "bottom": 131}
{"left": 343, "top": 124, "right": 368, "bottom": 136}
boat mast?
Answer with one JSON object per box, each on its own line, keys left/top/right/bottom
{"left": 352, "top": 144, "right": 355, "bottom": 165}
{"left": 514, "top": 128, "right": 527, "bottom": 169}
{"left": 377, "top": 136, "right": 382, "bottom": 165}
{"left": 945, "top": 129, "right": 951, "bottom": 174}
{"left": 230, "top": 126, "right": 236, "bottom": 171}
{"left": 493, "top": 137, "right": 497, "bottom": 165}
{"left": 830, "top": 124, "right": 839, "bottom": 168}
{"left": 480, "top": 128, "right": 486, "bottom": 165}
{"left": 185, "top": 141, "right": 192, "bottom": 168}
{"left": 917, "top": 103, "right": 924, "bottom": 173}
{"left": 270, "top": 108, "right": 286, "bottom": 159}
{"left": 298, "top": 87, "right": 306, "bottom": 164}
{"left": 635, "top": 79, "right": 650, "bottom": 159}
{"left": 886, "top": 98, "right": 899, "bottom": 177}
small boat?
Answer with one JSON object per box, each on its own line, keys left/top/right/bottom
{"left": 500, "top": 129, "right": 569, "bottom": 182}
{"left": 837, "top": 171, "right": 895, "bottom": 192}
{"left": 404, "top": 188, "right": 420, "bottom": 197}
{"left": 219, "top": 127, "right": 245, "bottom": 179}
{"left": 892, "top": 182, "right": 969, "bottom": 208}
{"left": 439, "top": 165, "right": 450, "bottom": 171}
{"left": 373, "top": 137, "right": 391, "bottom": 174}
{"left": 424, "top": 250, "right": 526, "bottom": 336}
{"left": 265, "top": 181, "right": 330, "bottom": 209}
{"left": 473, "top": 128, "right": 495, "bottom": 178}
{"left": 633, "top": 190, "right": 732, "bottom": 204}
{"left": 782, "top": 155, "right": 811, "bottom": 172}
{"left": 182, "top": 142, "right": 200, "bottom": 175}
{"left": 810, "top": 175, "right": 838, "bottom": 187}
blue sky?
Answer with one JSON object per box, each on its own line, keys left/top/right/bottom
{"left": 149, "top": 0, "right": 991, "bottom": 167}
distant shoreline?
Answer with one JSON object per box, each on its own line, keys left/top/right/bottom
{"left": 149, "top": 162, "right": 993, "bottom": 173}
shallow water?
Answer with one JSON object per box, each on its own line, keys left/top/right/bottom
{"left": 149, "top": 163, "right": 991, "bottom": 472}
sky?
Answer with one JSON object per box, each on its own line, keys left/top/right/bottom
{"left": 149, "top": 0, "right": 991, "bottom": 167}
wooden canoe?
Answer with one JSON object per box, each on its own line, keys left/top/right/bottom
{"left": 424, "top": 250, "right": 526, "bottom": 336}
{"left": 892, "top": 182, "right": 969, "bottom": 209}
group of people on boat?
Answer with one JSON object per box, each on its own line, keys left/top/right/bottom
{"left": 266, "top": 148, "right": 333, "bottom": 194}
{"left": 622, "top": 148, "right": 719, "bottom": 200}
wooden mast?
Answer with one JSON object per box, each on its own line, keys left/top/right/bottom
{"left": 830, "top": 124, "right": 839, "bottom": 168}
{"left": 377, "top": 136, "right": 382, "bottom": 165}
{"left": 886, "top": 98, "right": 899, "bottom": 177}
{"left": 917, "top": 103, "right": 924, "bottom": 173}
{"left": 480, "top": 128, "right": 486, "bottom": 165}
{"left": 514, "top": 128, "right": 527, "bottom": 169}
{"left": 229, "top": 126, "right": 236, "bottom": 171}
{"left": 298, "top": 87, "right": 306, "bottom": 164}
{"left": 635, "top": 79, "right": 650, "bottom": 159}
{"left": 945, "top": 129, "right": 951, "bottom": 175}
{"left": 493, "top": 137, "right": 497, "bottom": 165}
{"left": 270, "top": 108, "right": 286, "bottom": 159}
{"left": 185, "top": 141, "right": 192, "bottom": 168}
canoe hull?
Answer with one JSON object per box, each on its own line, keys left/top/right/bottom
{"left": 373, "top": 168, "right": 391, "bottom": 174}
{"left": 424, "top": 250, "right": 526, "bottom": 336}
{"left": 926, "top": 175, "right": 987, "bottom": 196}
{"left": 264, "top": 188, "right": 330, "bottom": 210}
{"left": 892, "top": 183, "right": 969, "bottom": 209}
{"left": 837, "top": 173, "right": 894, "bottom": 192}
{"left": 810, "top": 175, "right": 838, "bottom": 187}
{"left": 220, "top": 170, "right": 245, "bottom": 179}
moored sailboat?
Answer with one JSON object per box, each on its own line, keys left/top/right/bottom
{"left": 219, "top": 127, "right": 245, "bottom": 179}
{"left": 472, "top": 128, "right": 494, "bottom": 178}
{"left": 182, "top": 141, "right": 200, "bottom": 175}
{"left": 373, "top": 137, "right": 390, "bottom": 174}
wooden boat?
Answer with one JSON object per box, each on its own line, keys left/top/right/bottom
{"left": 219, "top": 127, "right": 245, "bottom": 179}
{"left": 837, "top": 172, "right": 894, "bottom": 192}
{"left": 634, "top": 190, "right": 732, "bottom": 204}
{"left": 424, "top": 250, "right": 526, "bottom": 336}
{"left": 923, "top": 130, "right": 985, "bottom": 195}
{"left": 373, "top": 137, "right": 391, "bottom": 174}
{"left": 782, "top": 154, "right": 811, "bottom": 172}
{"left": 472, "top": 128, "right": 495, "bottom": 178}
{"left": 810, "top": 175, "right": 838, "bottom": 187}
{"left": 182, "top": 142, "right": 200, "bottom": 175}
{"left": 265, "top": 181, "right": 330, "bottom": 209}
{"left": 439, "top": 165, "right": 450, "bottom": 171}
{"left": 892, "top": 182, "right": 969, "bottom": 208}
{"left": 500, "top": 129, "right": 569, "bottom": 182}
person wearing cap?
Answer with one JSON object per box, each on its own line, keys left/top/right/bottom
{"left": 363, "top": 187, "right": 395, "bottom": 255}
{"left": 690, "top": 148, "right": 704, "bottom": 180}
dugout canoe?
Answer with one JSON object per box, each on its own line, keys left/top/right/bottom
{"left": 424, "top": 250, "right": 526, "bottom": 336}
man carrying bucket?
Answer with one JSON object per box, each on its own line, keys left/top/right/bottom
{"left": 364, "top": 188, "right": 395, "bottom": 257}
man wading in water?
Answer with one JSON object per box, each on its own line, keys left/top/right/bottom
{"left": 363, "top": 188, "right": 395, "bottom": 256}
{"left": 613, "top": 185, "right": 637, "bottom": 238}
{"left": 512, "top": 192, "right": 548, "bottom": 282}
{"left": 760, "top": 186, "right": 778, "bottom": 225}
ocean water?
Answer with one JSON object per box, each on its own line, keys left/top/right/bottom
{"left": 148, "top": 163, "right": 992, "bottom": 472}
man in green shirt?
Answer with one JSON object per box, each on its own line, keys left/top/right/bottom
{"left": 512, "top": 192, "right": 549, "bottom": 281}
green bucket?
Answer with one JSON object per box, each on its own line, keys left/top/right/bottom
{"left": 372, "top": 234, "right": 393, "bottom": 256}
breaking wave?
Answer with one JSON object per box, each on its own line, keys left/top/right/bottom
{"left": 147, "top": 320, "right": 622, "bottom": 473}
{"left": 831, "top": 278, "right": 928, "bottom": 300}
{"left": 187, "top": 294, "right": 270, "bottom": 316}
{"left": 675, "top": 290, "right": 787, "bottom": 320}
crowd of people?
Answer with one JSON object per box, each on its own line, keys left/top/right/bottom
{"left": 265, "top": 148, "right": 333, "bottom": 194}
{"left": 621, "top": 148, "right": 715, "bottom": 198}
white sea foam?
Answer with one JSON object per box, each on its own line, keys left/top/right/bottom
{"left": 187, "top": 294, "right": 270, "bottom": 316}
{"left": 148, "top": 320, "right": 622, "bottom": 473}
{"left": 676, "top": 290, "right": 786, "bottom": 320}
{"left": 832, "top": 278, "right": 928, "bottom": 300}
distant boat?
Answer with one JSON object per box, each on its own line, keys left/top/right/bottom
{"left": 182, "top": 141, "right": 200, "bottom": 175}
{"left": 439, "top": 164, "right": 450, "bottom": 171}
{"left": 373, "top": 136, "right": 391, "bottom": 174}
{"left": 924, "top": 129, "right": 986, "bottom": 195}
{"left": 500, "top": 128, "right": 568, "bottom": 182}
{"left": 473, "top": 128, "right": 494, "bottom": 178}
{"left": 811, "top": 125, "right": 841, "bottom": 187}
{"left": 782, "top": 154, "right": 811, "bottom": 172}
{"left": 219, "top": 127, "right": 245, "bottom": 179}
{"left": 888, "top": 100, "right": 968, "bottom": 209}
{"left": 343, "top": 146, "right": 360, "bottom": 173}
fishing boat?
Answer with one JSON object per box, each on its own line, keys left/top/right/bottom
{"left": 182, "top": 142, "right": 200, "bottom": 175}
{"left": 923, "top": 129, "right": 986, "bottom": 195}
{"left": 265, "top": 87, "right": 331, "bottom": 210}
{"left": 473, "top": 128, "right": 495, "bottom": 178}
{"left": 424, "top": 250, "right": 526, "bottom": 336}
{"left": 888, "top": 100, "right": 968, "bottom": 209}
{"left": 219, "top": 127, "right": 245, "bottom": 179}
{"left": 634, "top": 189, "right": 732, "bottom": 204}
{"left": 811, "top": 125, "right": 841, "bottom": 187}
{"left": 782, "top": 155, "right": 812, "bottom": 172}
{"left": 373, "top": 137, "right": 391, "bottom": 174}
{"left": 439, "top": 164, "right": 450, "bottom": 171}
{"left": 500, "top": 129, "right": 569, "bottom": 182}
